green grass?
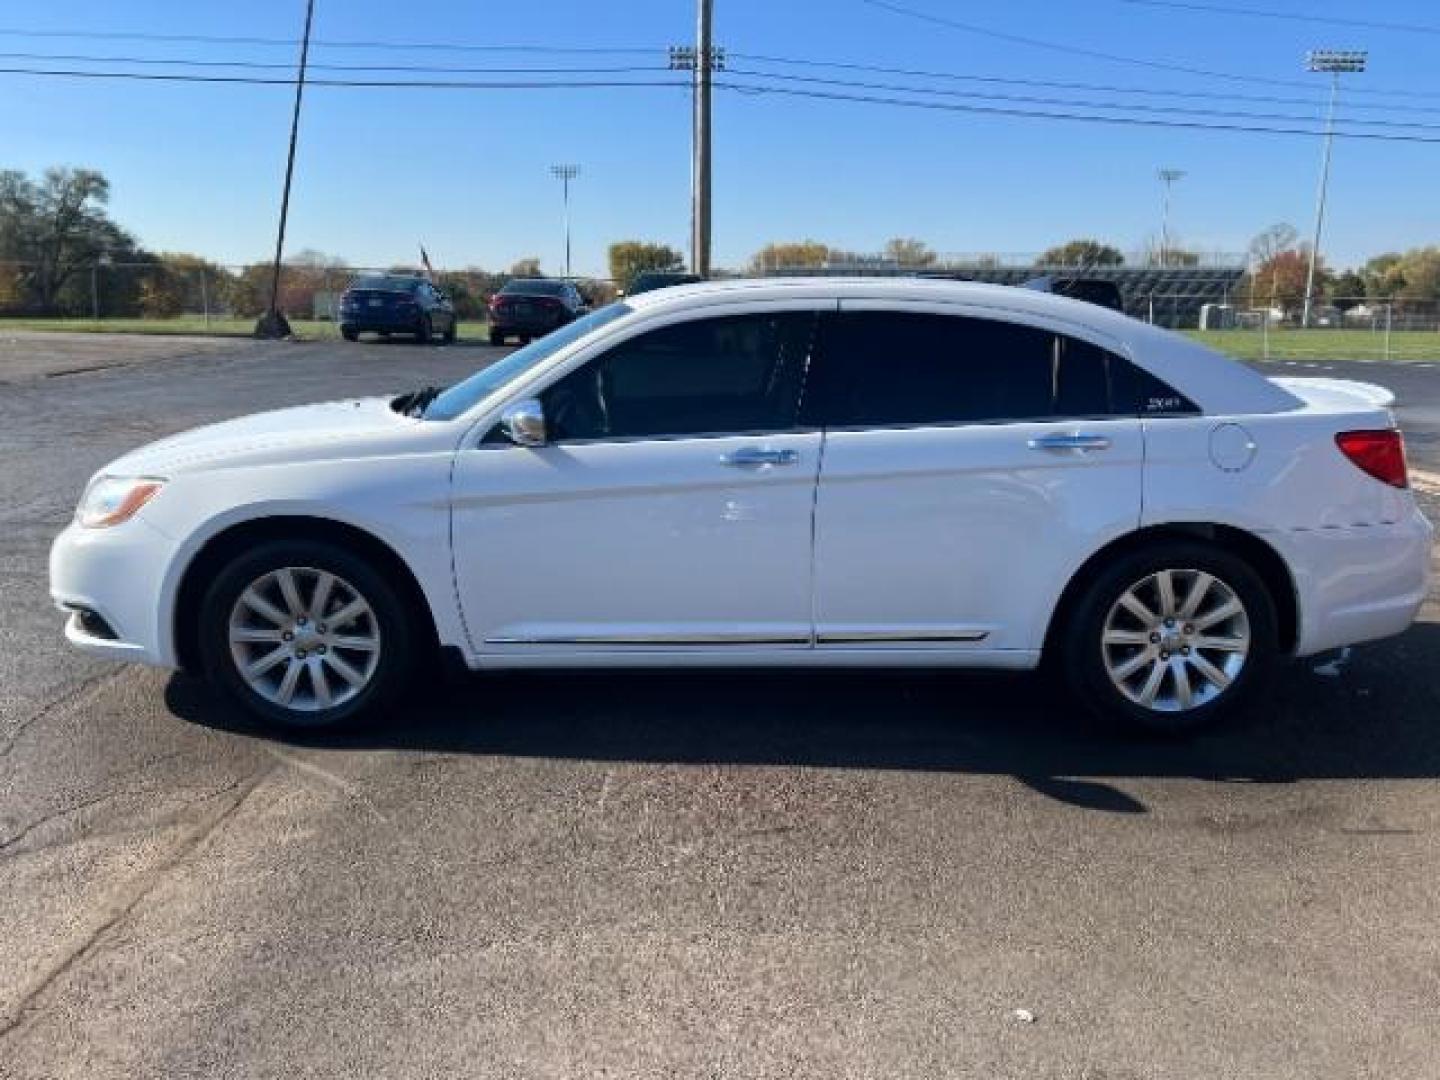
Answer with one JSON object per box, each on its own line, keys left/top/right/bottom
{"left": 1186, "top": 328, "right": 1440, "bottom": 362}
{"left": 0, "top": 316, "right": 492, "bottom": 342}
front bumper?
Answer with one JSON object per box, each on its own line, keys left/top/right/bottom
{"left": 49, "top": 517, "right": 182, "bottom": 667}
{"left": 1283, "top": 504, "right": 1435, "bottom": 656}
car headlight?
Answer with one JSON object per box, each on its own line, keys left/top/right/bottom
{"left": 76, "top": 476, "right": 166, "bottom": 528}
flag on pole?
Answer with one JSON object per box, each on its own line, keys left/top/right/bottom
{"left": 419, "top": 245, "right": 436, "bottom": 280}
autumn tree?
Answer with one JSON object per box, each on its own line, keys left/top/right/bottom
{"left": 1247, "top": 223, "right": 1300, "bottom": 266}
{"left": 749, "top": 240, "right": 831, "bottom": 274}
{"left": 137, "top": 253, "right": 232, "bottom": 319}
{"left": 1037, "top": 239, "right": 1124, "bottom": 267}
{"left": 1253, "top": 248, "right": 1328, "bottom": 317}
{"left": 510, "top": 257, "right": 543, "bottom": 278}
{"left": 1331, "top": 270, "right": 1367, "bottom": 311}
{"left": 0, "top": 167, "right": 143, "bottom": 312}
{"left": 883, "top": 237, "right": 936, "bottom": 268}
{"left": 607, "top": 240, "right": 684, "bottom": 292}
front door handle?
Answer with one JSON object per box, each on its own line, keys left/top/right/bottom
{"left": 720, "top": 447, "right": 800, "bottom": 467}
{"left": 1028, "top": 433, "right": 1113, "bottom": 454}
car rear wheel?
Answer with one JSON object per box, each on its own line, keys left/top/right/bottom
{"left": 1061, "top": 543, "right": 1277, "bottom": 736}
{"left": 198, "top": 540, "right": 416, "bottom": 730}
{"left": 341, "top": 326, "right": 358, "bottom": 342}
{"left": 415, "top": 314, "right": 432, "bottom": 344}
{"left": 442, "top": 317, "right": 457, "bottom": 344}
{"left": 488, "top": 329, "right": 504, "bottom": 346}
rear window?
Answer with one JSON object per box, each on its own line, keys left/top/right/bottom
{"left": 501, "top": 280, "right": 568, "bottom": 297}
{"left": 350, "top": 275, "right": 419, "bottom": 293}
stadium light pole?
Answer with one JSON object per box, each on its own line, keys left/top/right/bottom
{"left": 1302, "top": 49, "right": 1366, "bottom": 328}
{"left": 550, "top": 164, "right": 580, "bottom": 279}
{"left": 1157, "top": 168, "right": 1185, "bottom": 267}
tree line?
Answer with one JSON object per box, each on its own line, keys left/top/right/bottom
{"left": 5, "top": 167, "right": 1437, "bottom": 321}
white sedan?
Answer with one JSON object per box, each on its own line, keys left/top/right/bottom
{"left": 50, "top": 279, "right": 1433, "bottom": 734}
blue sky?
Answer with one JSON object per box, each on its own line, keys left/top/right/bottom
{"left": 2, "top": 0, "right": 1437, "bottom": 275}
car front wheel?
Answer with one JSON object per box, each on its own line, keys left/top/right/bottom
{"left": 198, "top": 540, "right": 416, "bottom": 730}
{"left": 1061, "top": 543, "right": 1277, "bottom": 735}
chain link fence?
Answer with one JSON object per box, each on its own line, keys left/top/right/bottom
{"left": 0, "top": 261, "right": 621, "bottom": 337}
{"left": 1184, "top": 297, "right": 1440, "bottom": 362}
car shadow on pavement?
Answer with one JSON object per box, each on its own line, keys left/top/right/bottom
{"left": 166, "top": 622, "right": 1440, "bottom": 815}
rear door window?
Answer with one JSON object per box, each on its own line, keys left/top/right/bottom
{"left": 802, "top": 311, "right": 1121, "bottom": 427}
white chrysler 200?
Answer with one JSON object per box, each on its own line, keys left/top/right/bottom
{"left": 51, "top": 279, "right": 1433, "bottom": 734}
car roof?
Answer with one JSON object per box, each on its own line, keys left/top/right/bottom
{"left": 619, "top": 276, "right": 1299, "bottom": 416}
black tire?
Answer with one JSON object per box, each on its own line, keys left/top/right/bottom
{"left": 1060, "top": 542, "right": 1277, "bottom": 736}
{"left": 488, "top": 329, "right": 504, "bottom": 346}
{"left": 442, "top": 316, "right": 457, "bottom": 344}
{"left": 415, "top": 314, "right": 432, "bottom": 344}
{"left": 198, "top": 539, "right": 417, "bottom": 731}
{"left": 341, "top": 326, "right": 358, "bottom": 342}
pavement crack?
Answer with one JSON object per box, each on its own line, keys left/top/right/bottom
{"left": 0, "top": 668, "right": 128, "bottom": 760}
{"left": 0, "top": 762, "right": 279, "bottom": 1041}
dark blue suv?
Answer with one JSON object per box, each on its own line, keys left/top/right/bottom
{"left": 339, "top": 274, "right": 457, "bottom": 343}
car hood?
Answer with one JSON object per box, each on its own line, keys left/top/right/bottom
{"left": 103, "top": 396, "right": 434, "bottom": 476}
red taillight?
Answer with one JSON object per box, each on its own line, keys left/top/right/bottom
{"left": 1336, "top": 429, "right": 1409, "bottom": 489}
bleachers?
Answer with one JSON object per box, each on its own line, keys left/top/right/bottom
{"left": 759, "top": 261, "right": 1247, "bottom": 329}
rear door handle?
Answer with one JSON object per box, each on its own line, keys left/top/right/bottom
{"left": 1028, "top": 433, "right": 1113, "bottom": 453}
{"left": 720, "top": 447, "right": 800, "bottom": 467}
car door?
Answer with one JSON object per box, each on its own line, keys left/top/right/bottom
{"left": 450, "top": 306, "right": 824, "bottom": 654}
{"left": 804, "top": 303, "right": 1145, "bottom": 656}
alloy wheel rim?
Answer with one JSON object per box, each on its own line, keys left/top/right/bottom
{"left": 228, "top": 567, "right": 381, "bottom": 713}
{"left": 1101, "top": 568, "right": 1250, "bottom": 713}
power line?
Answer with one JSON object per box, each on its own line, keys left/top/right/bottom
{"left": 12, "top": 44, "right": 1440, "bottom": 117}
{"left": 734, "top": 50, "right": 1440, "bottom": 115}
{"left": 0, "top": 50, "right": 669, "bottom": 76}
{"left": 723, "top": 67, "right": 1440, "bottom": 132}
{"left": 853, "top": 0, "right": 1440, "bottom": 100}
{"left": 1110, "top": 0, "right": 1440, "bottom": 36}
{"left": 0, "top": 66, "right": 689, "bottom": 90}
{"left": 715, "top": 78, "right": 1440, "bottom": 145}
{"left": 856, "top": 0, "right": 1324, "bottom": 89}
{"left": 0, "top": 25, "right": 661, "bottom": 54}
{"left": 4, "top": 60, "right": 1439, "bottom": 137}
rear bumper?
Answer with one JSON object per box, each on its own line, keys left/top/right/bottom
{"left": 339, "top": 310, "right": 423, "bottom": 331}
{"left": 490, "top": 311, "right": 568, "bottom": 334}
{"left": 1282, "top": 504, "right": 1435, "bottom": 656}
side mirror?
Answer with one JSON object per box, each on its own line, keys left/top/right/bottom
{"left": 499, "top": 398, "right": 547, "bottom": 447}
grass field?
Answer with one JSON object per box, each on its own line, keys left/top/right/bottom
{"left": 1186, "top": 328, "right": 1440, "bottom": 362}
{"left": 0, "top": 317, "right": 492, "bottom": 342}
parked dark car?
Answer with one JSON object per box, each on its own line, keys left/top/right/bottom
{"left": 339, "top": 275, "right": 457, "bottom": 343}
{"left": 625, "top": 271, "right": 702, "bottom": 297}
{"left": 488, "top": 279, "right": 587, "bottom": 345}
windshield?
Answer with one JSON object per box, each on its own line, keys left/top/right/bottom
{"left": 422, "top": 303, "right": 632, "bottom": 421}
{"left": 501, "top": 280, "right": 568, "bottom": 297}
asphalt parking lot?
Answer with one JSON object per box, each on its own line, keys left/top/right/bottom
{"left": 2, "top": 333, "right": 1438, "bottom": 1079}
